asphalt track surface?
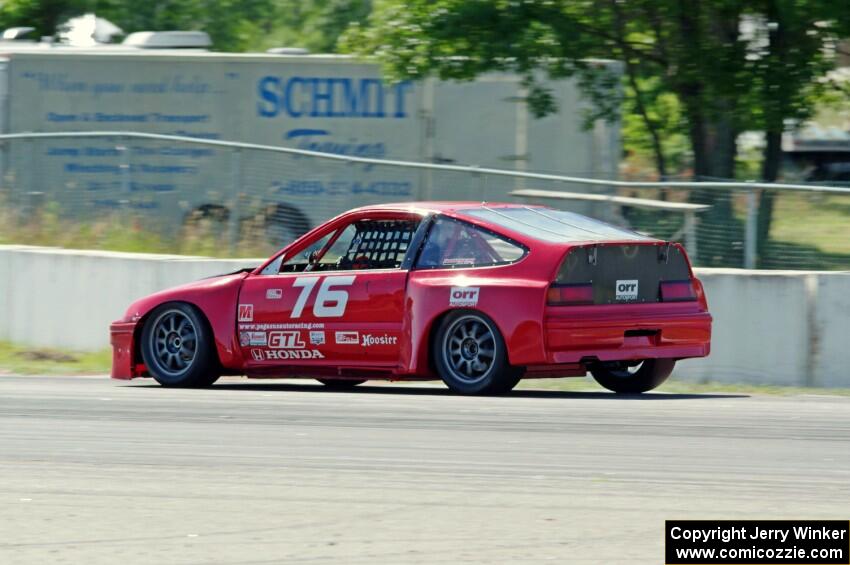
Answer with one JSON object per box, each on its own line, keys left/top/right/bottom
{"left": 0, "top": 375, "right": 849, "bottom": 564}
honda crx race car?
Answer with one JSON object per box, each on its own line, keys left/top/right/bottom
{"left": 110, "top": 202, "right": 712, "bottom": 394}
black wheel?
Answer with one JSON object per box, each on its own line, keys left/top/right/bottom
{"left": 140, "top": 303, "right": 220, "bottom": 387}
{"left": 316, "top": 379, "right": 367, "bottom": 389}
{"left": 432, "top": 310, "right": 523, "bottom": 395}
{"left": 590, "top": 359, "right": 675, "bottom": 394}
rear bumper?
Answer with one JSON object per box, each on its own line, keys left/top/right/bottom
{"left": 109, "top": 321, "right": 138, "bottom": 379}
{"left": 544, "top": 307, "right": 711, "bottom": 364}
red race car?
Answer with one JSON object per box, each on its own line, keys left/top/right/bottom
{"left": 110, "top": 202, "right": 711, "bottom": 394}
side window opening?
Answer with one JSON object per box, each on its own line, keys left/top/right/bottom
{"left": 416, "top": 217, "right": 526, "bottom": 269}
{"left": 333, "top": 220, "right": 418, "bottom": 270}
{"left": 277, "top": 230, "right": 336, "bottom": 273}
{"left": 315, "top": 224, "right": 357, "bottom": 268}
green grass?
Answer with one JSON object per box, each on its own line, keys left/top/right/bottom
{"left": 768, "top": 192, "right": 850, "bottom": 257}
{"left": 622, "top": 189, "right": 850, "bottom": 270}
{"left": 0, "top": 341, "right": 112, "bottom": 375}
{"left": 0, "top": 202, "right": 278, "bottom": 258}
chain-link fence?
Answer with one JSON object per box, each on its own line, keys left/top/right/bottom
{"left": 1, "top": 131, "right": 848, "bottom": 269}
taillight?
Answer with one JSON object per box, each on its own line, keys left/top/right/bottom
{"left": 660, "top": 280, "right": 697, "bottom": 302}
{"left": 547, "top": 283, "right": 594, "bottom": 306}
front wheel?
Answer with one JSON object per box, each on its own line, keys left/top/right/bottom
{"left": 140, "top": 303, "right": 220, "bottom": 387}
{"left": 590, "top": 359, "right": 675, "bottom": 394}
{"left": 432, "top": 310, "right": 523, "bottom": 395}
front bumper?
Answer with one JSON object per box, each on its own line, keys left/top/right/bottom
{"left": 544, "top": 306, "right": 711, "bottom": 364}
{"left": 109, "top": 321, "right": 138, "bottom": 379}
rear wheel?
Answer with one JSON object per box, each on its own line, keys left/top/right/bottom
{"left": 140, "top": 303, "right": 220, "bottom": 387}
{"left": 590, "top": 359, "right": 674, "bottom": 394}
{"left": 433, "top": 311, "right": 523, "bottom": 395}
{"left": 316, "top": 379, "right": 367, "bottom": 389}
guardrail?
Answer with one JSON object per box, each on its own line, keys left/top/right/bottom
{"left": 2, "top": 131, "right": 847, "bottom": 192}
{"left": 1, "top": 131, "right": 848, "bottom": 269}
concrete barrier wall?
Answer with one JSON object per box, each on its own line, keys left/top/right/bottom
{"left": 812, "top": 275, "right": 850, "bottom": 388}
{"left": 675, "top": 270, "right": 816, "bottom": 386}
{"left": 1, "top": 245, "right": 848, "bottom": 386}
{"left": 0, "top": 246, "right": 260, "bottom": 351}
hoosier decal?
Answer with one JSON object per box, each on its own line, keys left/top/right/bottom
{"left": 361, "top": 334, "right": 398, "bottom": 347}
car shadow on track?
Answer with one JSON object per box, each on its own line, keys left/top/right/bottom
{"left": 128, "top": 381, "right": 749, "bottom": 400}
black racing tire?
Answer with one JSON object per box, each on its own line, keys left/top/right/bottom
{"left": 316, "top": 379, "right": 367, "bottom": 388}
{"left": 140, "top": 302, "right": 220, "bottom": 387}
{"left": 432, "top": 310, "right": 523, "bottom": 395}
{"left": 590, "top": 359, "right": 675, "bottom": 394}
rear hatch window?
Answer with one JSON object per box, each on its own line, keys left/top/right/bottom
{"left": 463, "top": 207, "right": 654, "bottom": 243}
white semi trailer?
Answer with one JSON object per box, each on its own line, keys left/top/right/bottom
{"left": 0, "top": 41, "right": 620, "bottom": 240}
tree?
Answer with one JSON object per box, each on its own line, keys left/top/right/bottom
{"left": 743, "top": 0, "right": 848, "bottom": 262}
{"left": 342, "top": 1, "right": 747, "bottom": 179}
{"left": 0, "top": 0, "right": 279, "bottom": 52}
{"left": 0, "top": 0, "right": 98, "bottom": 38}
{"left": 343, "top": 0, "right": 850, "bottom": 264}
{"left": 621, "top": 78, "right": 690, "bottom": 179}
{"left": 246, "top": 0, "right": 372, "bottom": 53}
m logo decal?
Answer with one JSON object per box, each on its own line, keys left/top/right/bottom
{"left": 238, "top": 304, "right": 254, "bottom": 322}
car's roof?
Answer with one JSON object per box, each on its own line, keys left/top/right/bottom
{"left": 348, "top": 202, "right": 656, "bottom": 245}
{"left": 349, "top": 201, "right": 518, "bottom": 214}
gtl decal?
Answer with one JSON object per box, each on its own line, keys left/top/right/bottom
{"left": 268, "top": 331, "right": 305, "bottom": 349}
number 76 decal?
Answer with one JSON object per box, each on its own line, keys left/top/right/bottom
{"left": 291, "top": 276, "right": 355, "bottom": 318}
